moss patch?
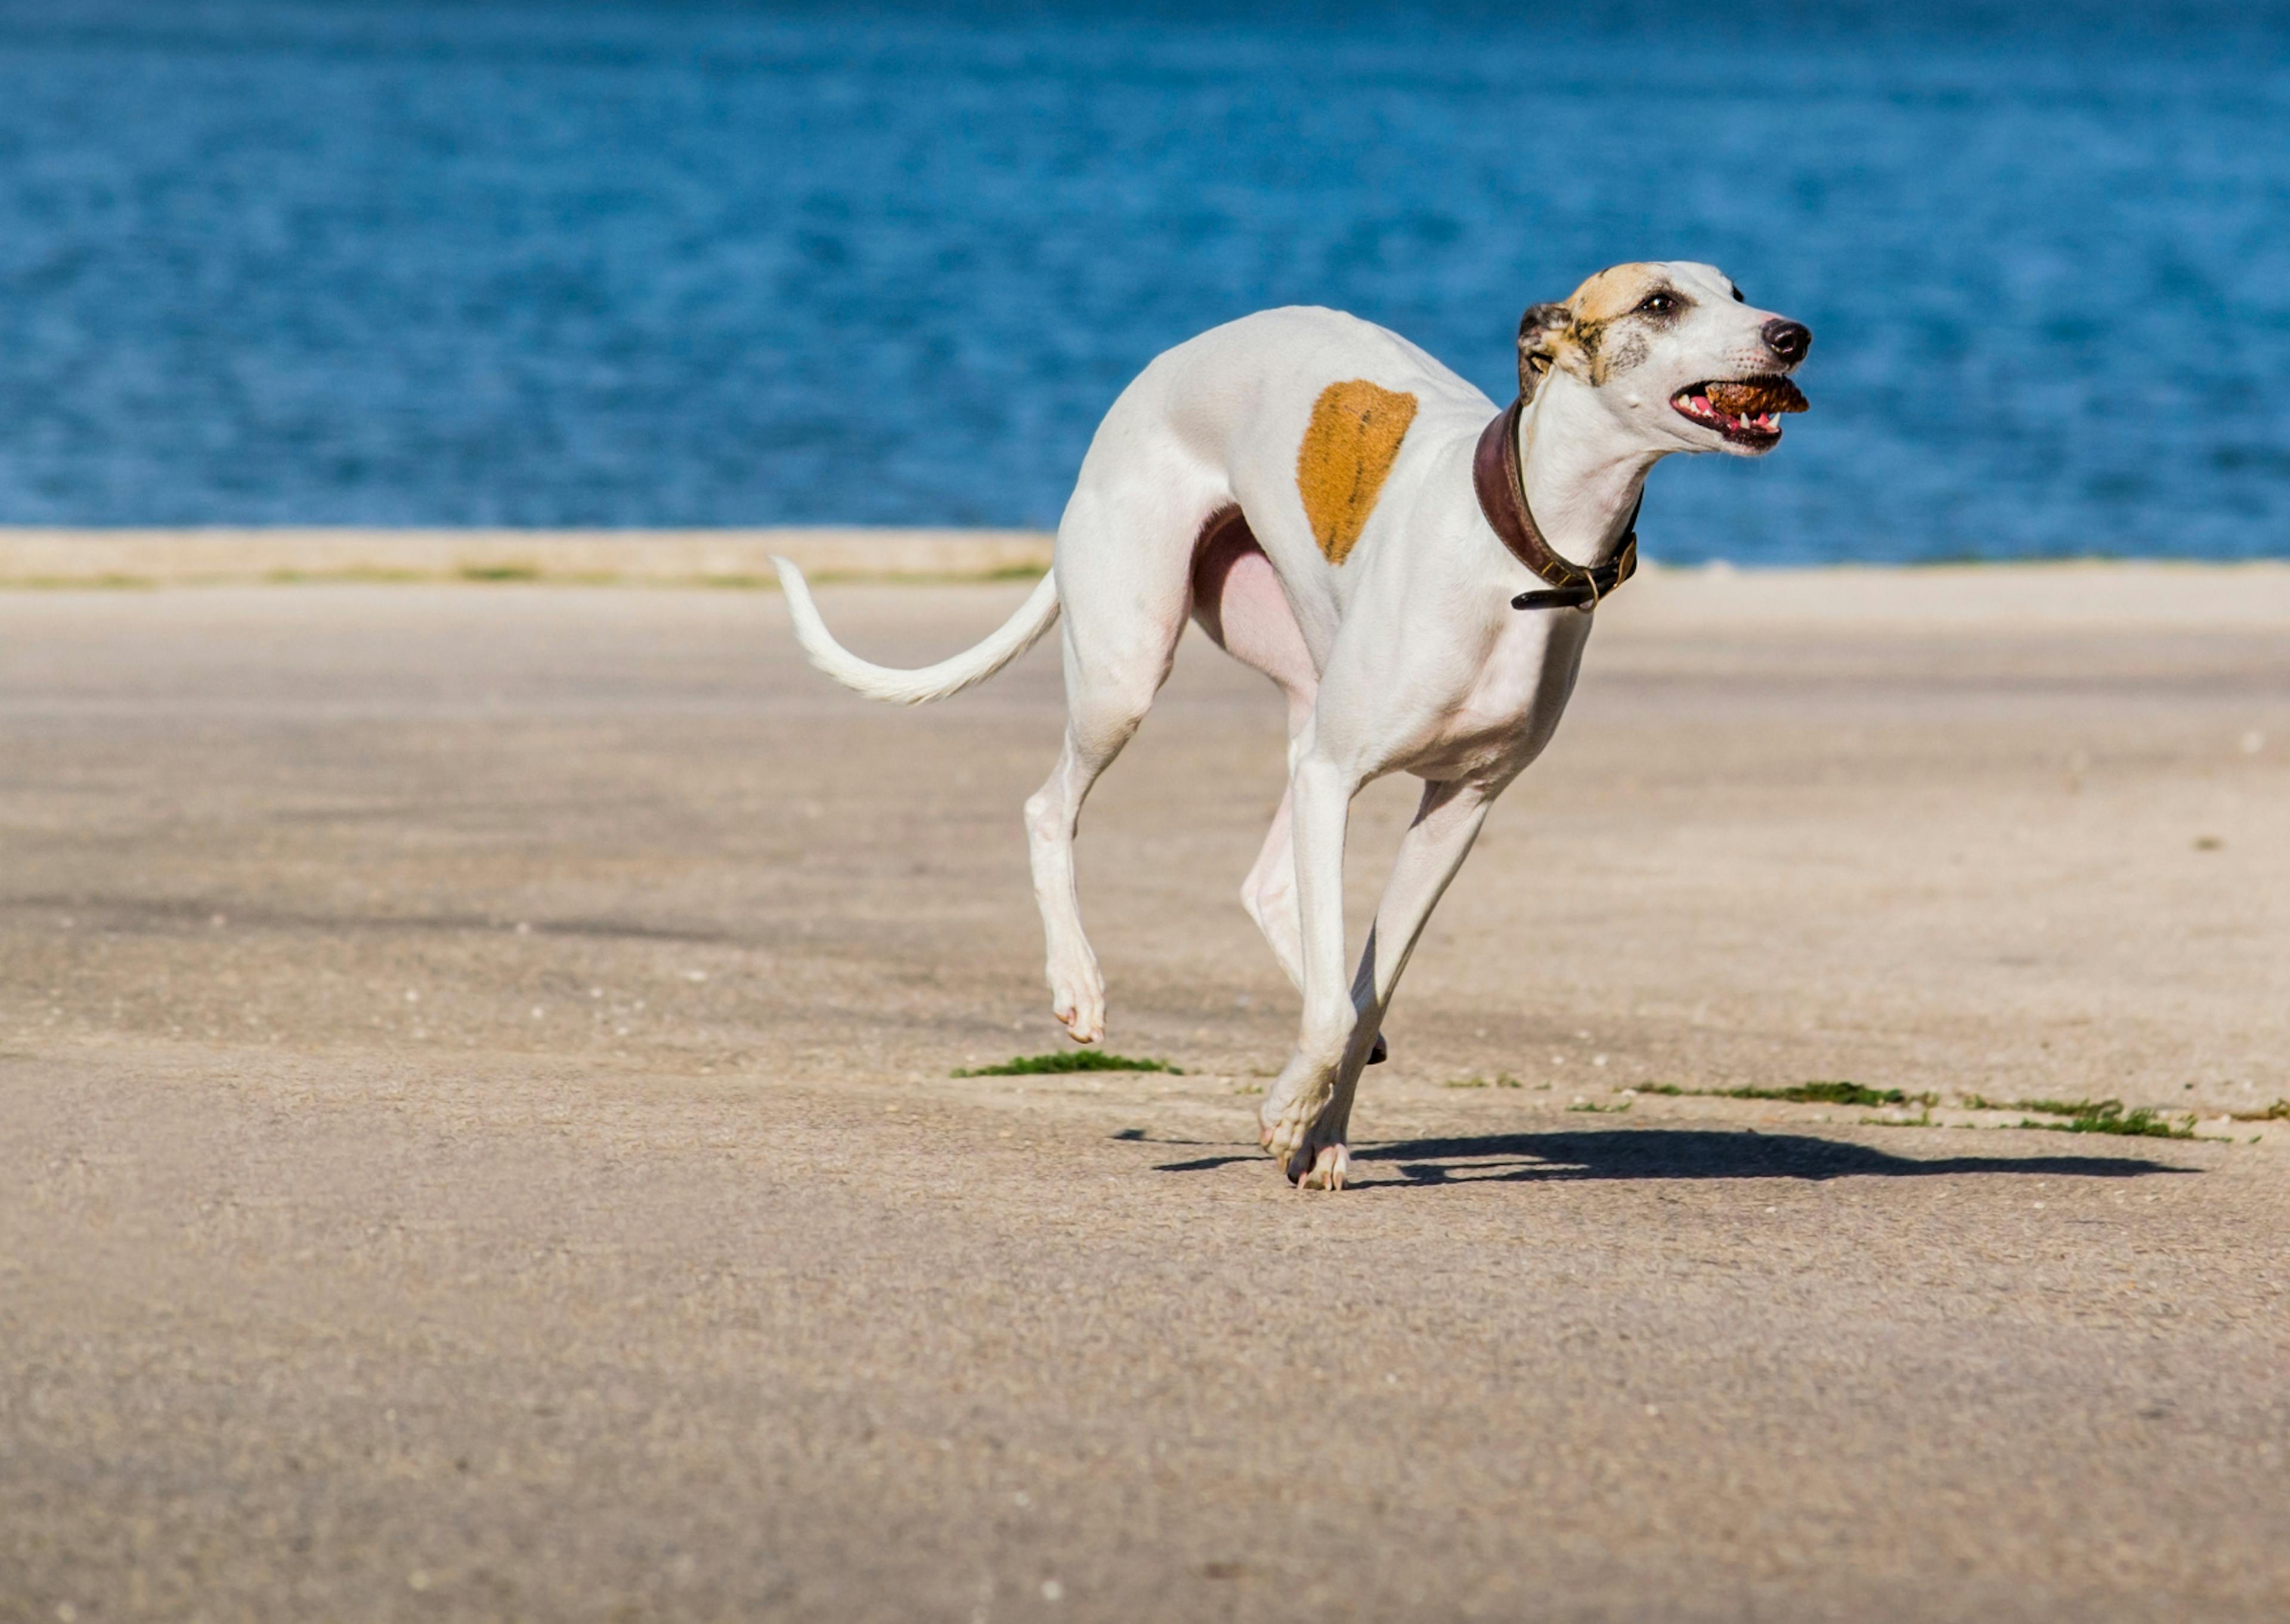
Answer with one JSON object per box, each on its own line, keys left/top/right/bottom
{"left": 952, "top": 1050, "right": 1182, "bottom": 1078}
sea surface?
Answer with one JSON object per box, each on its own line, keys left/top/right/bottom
{"left": 1, "top": 0, "right": 2286, "bottom": 562}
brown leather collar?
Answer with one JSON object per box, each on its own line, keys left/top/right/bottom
{"left": 1472, "top": 394, "right": 1641, "bottom": 612}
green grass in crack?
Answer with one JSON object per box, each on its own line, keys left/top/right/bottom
{"left": 1961, "top": 1093, "right": 2110, "bottom": 1117}
{"left": 952, "top": 1051, "right": 1182, "bottom": 1078}
{"left": 1960, "top": 1095, "right": 2198, "bottom": 1138}
{"left": 2017, "top": 1101, "right": 2194, "bottom": 1139}
{"left": 1638, "top": 1080, "right": 1935, "bottom": 1109}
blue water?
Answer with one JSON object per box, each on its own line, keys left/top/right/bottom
{"left": 1, "top": 1, "right": 2286, "bottom": 562}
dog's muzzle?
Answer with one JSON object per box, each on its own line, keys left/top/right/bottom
{"left": 1670, "top": 373, "right": 1809, "bottom": 446}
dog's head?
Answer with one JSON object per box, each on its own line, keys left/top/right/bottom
{"left": 1518, "top": 261, "right": 1811, "bottom": 456}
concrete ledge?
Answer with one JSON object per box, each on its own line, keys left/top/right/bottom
{"left": 0, "top": 527, "right": 1056, "bottom": 587}
{"left": 3, "top": 531, "right": 2287, "bottom": 631}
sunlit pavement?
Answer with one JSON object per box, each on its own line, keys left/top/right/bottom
{"left": 3, "top": 579, "right": 2285, "bottom": 1622}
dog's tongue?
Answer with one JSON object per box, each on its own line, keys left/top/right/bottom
{"left": 1705, "top": 376, "right": 1809, "bottom": 417}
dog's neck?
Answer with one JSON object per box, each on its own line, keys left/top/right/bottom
{"left": 1514, "top": 370, "right": 1665, "bottom": 566}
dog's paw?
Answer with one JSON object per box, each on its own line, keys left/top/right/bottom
{"left": 1053, "top": 998, "right": 1104, "bottom": 1046}
{"left": 1258, "top": 1092, "right": 1314, "bottom": 1163}
{"left": 1292, "top": 1141, "right": 1350, "bottom": 1191}
{"left": 1259, "top": 1067, "right": 1340, "bottom": 1181}
{"left": 1048, "top": 959, "right": 1106, "bottom": 1045}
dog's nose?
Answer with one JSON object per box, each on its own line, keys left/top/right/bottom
{"left": 1762, "top": 319, "right": 1812, "bottom": 365}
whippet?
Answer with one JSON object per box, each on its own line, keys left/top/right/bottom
{"left": 776, "top": 261, "right": 1812, "bottom": 1188}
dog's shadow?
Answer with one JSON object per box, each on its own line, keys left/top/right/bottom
{"left": 1147, "top": 1127, "right": 2190, "bottom": 1188}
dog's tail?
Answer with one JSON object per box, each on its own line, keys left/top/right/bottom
{"left": 770, "top": 557, "right": 1062, "bottom": 705}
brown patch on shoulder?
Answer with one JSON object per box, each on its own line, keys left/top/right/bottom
{"left": 1295, "top": 380, "right": 1418, "bottom": 565}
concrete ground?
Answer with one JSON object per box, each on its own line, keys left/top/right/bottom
{"left": 2, "top": 574, "right": 2286, "bottom": 1623}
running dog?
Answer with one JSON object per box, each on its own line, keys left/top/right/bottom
{"left": 776, "top": 262, "right": 1811, "bottom": 1188}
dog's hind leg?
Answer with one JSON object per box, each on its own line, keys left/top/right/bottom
{"left": 1023, "top": 481, "right": 1198, "bottom": 1044}
{"left": 1024, "top": 700, "right": 1138, "bottom": 1045}
{"left": 1239, "top": 785, "right": 1307, "bottom": 991}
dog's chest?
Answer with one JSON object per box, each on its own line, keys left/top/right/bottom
{"left": 1412, "top": 612, "right": 1590, "bottom": 779}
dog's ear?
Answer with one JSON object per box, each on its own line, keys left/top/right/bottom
{"left": 1516, "top": 300, "right": 1573, "bottom": 401}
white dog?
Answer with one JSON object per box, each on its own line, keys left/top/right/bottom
{"left": 776, "top": 262, "right": 1811, "bottom": 1189}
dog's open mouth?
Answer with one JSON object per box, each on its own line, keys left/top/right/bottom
{"left": 1672, "top": 375, "right": 1809, "bottom": 445}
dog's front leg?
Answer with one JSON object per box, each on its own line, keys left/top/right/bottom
{"left": 1353, "top": 777, "right": 1493, "bottom": 1015}
{"left": 1259, "top": 752, "right": 1363, "bottom": 1186}
{"left": 1317, "top": 779, "right": 1494, "bottom": 1156}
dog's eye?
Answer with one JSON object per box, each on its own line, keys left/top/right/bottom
{"left": 1639, "top": 292, "right": 1678, "bottom": 316}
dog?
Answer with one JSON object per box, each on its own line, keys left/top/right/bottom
{"left": 775, "top": 262, "right": 1811, "bottom": 1189}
